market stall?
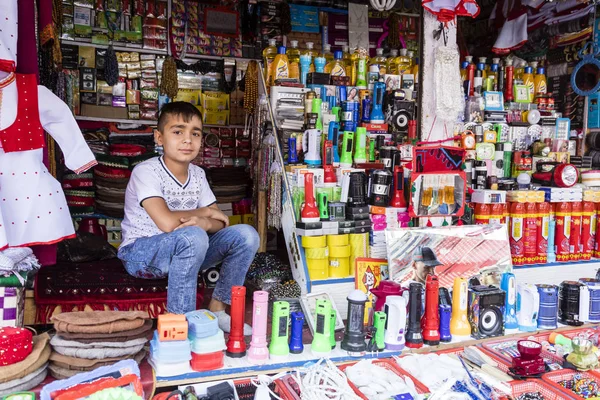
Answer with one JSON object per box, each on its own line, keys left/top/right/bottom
{"left": 4, "top": 0, "right": 600, "bottom": 399}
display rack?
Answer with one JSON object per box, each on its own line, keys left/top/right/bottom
{"left": 154, "top": 323, "right": 589, "bottom": 387}
{"left": 74, "top": 115, "right": 245, "bottom": 129}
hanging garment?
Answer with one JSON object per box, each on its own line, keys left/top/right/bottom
{"left": 0, "top": 0, "right": 96, "bottom": 249}
{"left": 492, "top": 0, "right": 529, "bottom": 54}
{"left": 422, "top": 0, "right": 479, "bottom": 22}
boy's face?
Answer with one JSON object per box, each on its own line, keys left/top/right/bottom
{"left": 155, "top": 114, "right": 202, "bottom": 163}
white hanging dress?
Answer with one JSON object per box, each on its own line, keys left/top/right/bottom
{"left": 0, "top": 0, "right": 96, "bottom": 249}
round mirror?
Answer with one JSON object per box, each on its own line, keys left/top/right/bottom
{"left": 571, "top": 43, "right": 600, "bottom": 96}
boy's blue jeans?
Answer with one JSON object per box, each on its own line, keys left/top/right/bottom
{"left": 117, "top": 225, "right": 260, "bottom": 314}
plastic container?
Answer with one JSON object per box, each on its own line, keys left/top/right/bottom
{"left": 185, "top": 309, "right": 219, "bottom": 340}
{"left": 338, "top": 359, "right": 428, "bottom": 400}
{"left": 148, "top": 355, "right": 191, "bottom": 377}
{"left": 190, "top": 330, "right": 226, "bottom": 354}
{"left": 191, "top": 350, "right": 224, "bottom": 372}
{"left": 306, "top": 257, "right": 328, "bottom": 280}
{"left": 305, "top": 246, "right": 328, "bottom": 280}
{"left": 150, "top": 331, "right": 191, "bottom": 363}
{"left": 542, "top": 369, "right": 600, "bottom": 399}
{"left": 328, "top": 244, "right": 351, "bottom": 278}
{"left": 504, "top": 379, "right": 572, "bottom": 399}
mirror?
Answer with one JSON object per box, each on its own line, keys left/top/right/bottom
{"left": 571, "top": 43, "right": 600, "bottom": 96}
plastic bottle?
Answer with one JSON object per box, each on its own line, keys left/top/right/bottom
{"left": 522, "top": 66, "right": 535, "bottom": 103}
{"left": 505, "top": 59, "right": 514, "bottom": 102}
{"left": 321, "top": 44, "right": 334, "bottom": 64}
{"left": 351, "top": 48, "right": 369, "bottom": 88}
{"left": 407, "top": 51, "right": 416, "bottom": 69}
{"left": 412, "top": 57, "right": 419, "bottom": 83}
{"left": 498, "top": 59, "right": 505, "bottom": 95}
{"left": 514, "top": 60, "right": 526, "bottom": 84}
{"left": 478, "top": 57, "right": 488, "bottom": 79}
{"left": 488, "top": 58, "right": 500, "bottom": 91}
{"left": 304, "top": 42, "right": 318, "bottom": 73}
{"left": 396, "top": 49, "right": 412, "bottom": 75}
{"left": 325, "top": 51, "right": 347, "bottom": 76}
{"left": 262, "top": 39, "right": 277, "bottom": 84}
{"left": 269, "top": 46, "right": 289, "bottom": 85}
{"left": 286, "top": 40, "right": 301, "bottom": 80}
{"left": 387, "top": 49, "right": 399, "bottom": 74}
{"left": 343, "top": 45, "right": 353, "bottom": 76}
{"left": 460, "top": 61, "right": 469, "bottom": 82}
{"left": 534, "top": 66, "right": 547, "bottom": 97}
{"left": 370, "top": 48, "right": 387, "bottom": 76}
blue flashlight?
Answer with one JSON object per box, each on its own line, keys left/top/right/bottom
{"left": 289, "top": 311, "right": 304, "bottom": 354}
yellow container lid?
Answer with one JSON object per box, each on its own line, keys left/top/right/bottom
{"left": 302, "top": 235, "right": 327, "bottom": 248}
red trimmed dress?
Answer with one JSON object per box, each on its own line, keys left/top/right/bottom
{"left": 0, "top": 72, "right": 96, "bottom": 249}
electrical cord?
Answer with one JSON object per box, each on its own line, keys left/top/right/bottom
{"left": 250, "top": 373, "right": 286, "bottom": 400}
{"left": 292, "top": 358, "right": 362, "bottom": 400}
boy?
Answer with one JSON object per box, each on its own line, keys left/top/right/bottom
{"left": 118, "top": 102, "right": 259, "bottom": 335}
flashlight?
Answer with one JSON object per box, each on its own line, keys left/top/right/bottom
{"left": 247, "top": 291, "right": 269, "bottom": 365}
{"left": 406, "top": 283, "right": 424, "bottom": 348}
{"left": 439, "top": 304, "right": 452, "bottom": 342}
{"left": 532, "top": 162, "right": 579, "bottom": 188}
{"left": 226, "top": 286, "right": 247, "bottom": 358}
{"left": 340, "top": 131, "right": 354, "bottom": 168}
{"left": 289, "top": 311, "right": 304, "bottom": 354}
{"left": 341, "top": 290, "right": 368, "bottom": 353}
{"left": 311, "top": 299, "right": 332, "bottom": 356}
{"left": 269, "top": 301, "right": 290, "bottom": 359}
{"left": 373, "top": 311, "right": 387, "bottom": 351}
{"left": 330, "top": 309, "right": 337, "bottom": 350}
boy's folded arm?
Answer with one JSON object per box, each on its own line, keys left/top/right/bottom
{"left": 141, "top": 197, "right": 227, "bottom": 233}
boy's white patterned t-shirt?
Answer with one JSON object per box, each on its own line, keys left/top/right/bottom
{"left": 121, "top": 156, "right": 216, "bottom": 247}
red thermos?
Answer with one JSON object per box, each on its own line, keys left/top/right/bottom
{"left": 474, "top": 203, "right": 490, "bottom": 225}
{"left": 555, "top": 202, "right": 572, "bottom": 262}
{"left": 582, "top": 201, "right": 595, "bottom": 260}
{"left": 570, "top": 202, "right": 583, "bottom": 261}
{"left": 537, "top": 202, "right": 550, "bottom": 264}
{"left": 524, "top": 202, "right": 538, "bottom": 265}
{"left": 510, "top": 202, "right": 526, "bottom": 266}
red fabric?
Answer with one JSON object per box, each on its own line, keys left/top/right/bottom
{"left": 0, "top": 327, "right": 33, "bottom": 366}
{"left": 34, "top": 259, "right": 205, "bottom": 323}
{"left": 17, "top": 0, "right": 39, "bottom": 79}
{"left": 0, "top": 74, "right": 45, "bottom": 153}
{"left": 0, "top": 60, "right": 16, "bottom": 73}
{"left": 31, "top": 243, "right": 58, "bottom": 266}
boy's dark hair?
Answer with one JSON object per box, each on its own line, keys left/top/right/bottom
{"left": 157, "top": 101, "right": 203, "bottom": 132}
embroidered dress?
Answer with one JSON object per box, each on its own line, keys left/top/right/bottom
{"left": 0, "top": 0, "right": 96, "bottom": 249}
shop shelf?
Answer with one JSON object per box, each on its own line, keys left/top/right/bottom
{"left": 504, "top": 379, "right": 573, "bottom": 399}
{"left": 337, "top": 359, "right": 429, "bottom": 399}
{"left": 541, "top": 369, "right": 600, "bottom": 399}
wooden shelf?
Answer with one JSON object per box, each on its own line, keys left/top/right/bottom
{"left": 75, "top": 115, "right": 245, "bottom": 129}
{"left": 61, "top": 39, "right": 259, "bottom": 62}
